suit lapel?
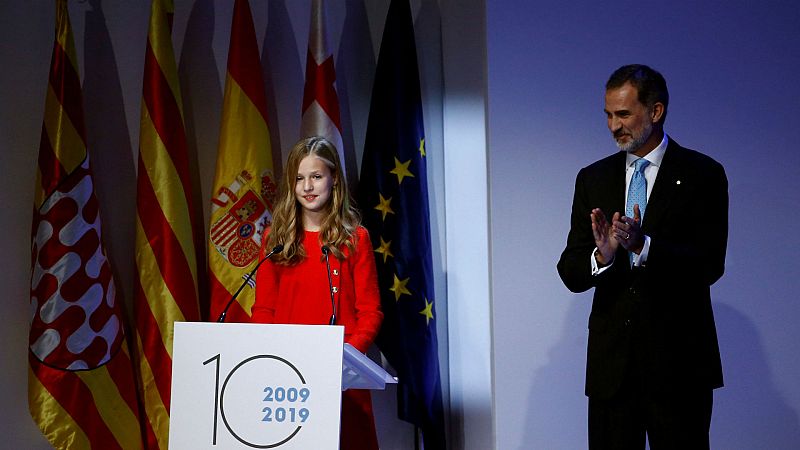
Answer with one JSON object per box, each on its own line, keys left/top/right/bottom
{"left": 641, "top": 139, "right": 684, "bottom": 233}
{"left": 603, "top": 151, "right": 629, "bottom": 264}
{"left": 606, "top": 151, "right": 627, "bottom": 213}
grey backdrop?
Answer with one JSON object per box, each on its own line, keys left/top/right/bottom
{"left": 488, "top": 0, "right": 800, "bottom": 449}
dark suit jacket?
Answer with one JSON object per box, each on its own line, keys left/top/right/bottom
{"left": 557, "top": 138, "right": 727, "bottom": 400}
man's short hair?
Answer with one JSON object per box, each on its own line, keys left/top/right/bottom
{"left": 606, "top": 64, "right": 669, "bottom": 124}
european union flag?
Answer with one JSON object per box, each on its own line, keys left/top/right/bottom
{"left": 358, "top": 1, "right": 445, "bottom": 448}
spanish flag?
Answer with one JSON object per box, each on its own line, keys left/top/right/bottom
{"left": 208, "top": 0, "right": 277, "bottom": 323}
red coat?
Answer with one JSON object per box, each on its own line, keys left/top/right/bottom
{"left": 252, "top": 226, "right": 383, "bottom": 450}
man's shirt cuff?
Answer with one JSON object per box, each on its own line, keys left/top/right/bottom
{"left": 591, "top": 248, "right": 613, "bottom": 275}
{"left": 632, "top": 235, "right": 651, "bottom": 267}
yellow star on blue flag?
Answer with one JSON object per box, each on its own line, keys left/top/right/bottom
{"left": 357, "top": 1, "right": 445, "bottom": 448}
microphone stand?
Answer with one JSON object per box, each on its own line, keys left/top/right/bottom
{"left": 217, "top": 244, "right": 283, "bottom": 323}
{"left": 321, "top": 245, "right": 336, "bottom": 325}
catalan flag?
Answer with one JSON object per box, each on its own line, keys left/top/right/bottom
{"left": 133, "top": 0, "right": 202, "bottom": 448}
{"left": 300, "top": 0, "right": 346, "bottom": 178}
{"left": 208, "top": 0, "right": 277, "bottom": 323}
{"left": 28, "top": 0, "right": 144, "bottom": 448}
{"left": 358, "top": 1, "right": 446, "bottom": 448}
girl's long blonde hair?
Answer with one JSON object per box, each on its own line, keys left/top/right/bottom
{"left": 266, "top": 136, "right": 360, "bottom": 264}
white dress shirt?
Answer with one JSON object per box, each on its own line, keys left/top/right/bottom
{"left": 591, "top": 132, "right": 668, "bottom": 275}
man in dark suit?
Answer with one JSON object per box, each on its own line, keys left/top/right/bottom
{"left": 557, "top": 64, "right": 728, "bottom": 449}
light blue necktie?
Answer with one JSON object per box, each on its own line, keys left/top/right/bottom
{"left": 626, "top": 158, "right": 649, "bottom": 264}
{"left": 626, "top": 158, "right": 650, "bottom": 221}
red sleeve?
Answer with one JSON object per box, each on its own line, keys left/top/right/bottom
{"left": 251, "top": 236, "right": 278, "bottom": 324}
{"left": 347, "top": 227, "right": 384, "bottom": 352}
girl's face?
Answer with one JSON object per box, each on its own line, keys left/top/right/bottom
{"left": 295, "top": 155, "right": 335, "bottom": 217}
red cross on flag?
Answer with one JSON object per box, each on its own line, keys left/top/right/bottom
{"left": 300, "top": 0, "right": 346, "bottom": 177}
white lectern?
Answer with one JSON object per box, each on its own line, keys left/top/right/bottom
{"left": 168, "top": 322, "right": 394, "bottom": 450}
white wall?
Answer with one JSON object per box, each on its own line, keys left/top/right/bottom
{"left": 441, "top": 0, "right": 493, "bottom": 448}
{"left": 487, "top": 0, "right": 800, "bottom": 449}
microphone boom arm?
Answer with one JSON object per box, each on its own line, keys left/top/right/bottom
{"left": 322, "top": 245, "right": 336, "bottom": 325}
{"left": 217, "top": 244, "right": 283, "bottom": 323}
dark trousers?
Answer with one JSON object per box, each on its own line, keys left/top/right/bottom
{"left": 588, "top": 380, "right": 713, "bottom": 450}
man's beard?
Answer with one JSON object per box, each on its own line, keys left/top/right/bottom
{"left": 614, "top": 120, "right": 653, "bottom": 153}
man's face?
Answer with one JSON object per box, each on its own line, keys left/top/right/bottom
{"left": 604, "top": 83, "right": 654, "bottom": 154}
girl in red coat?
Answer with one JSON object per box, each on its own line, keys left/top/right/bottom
{"left": 252, "top": 136, "right": 383, "bottom": 450}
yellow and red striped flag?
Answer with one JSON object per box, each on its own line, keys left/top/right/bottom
{"left": 208, "top": 0, "right": 277, "bottom": 323}
{"left": 133, "top": 0, "right": 202, "bottom": 447}
{"left": 300, "top": 0, "right": 346, "bottom": 176}
{"left": 29, "top": 1, "right": 144, "bottom": 448}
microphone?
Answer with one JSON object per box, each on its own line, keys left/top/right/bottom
{"left": 217, "top": 244, "right": 284, "bottom": 323}
{"left": 321, "top": 245, "right": 336, "bottom": 325}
